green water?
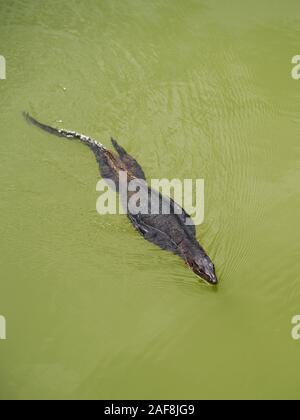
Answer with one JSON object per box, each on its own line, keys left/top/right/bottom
{"left": 1, "top": 0, "right": 300, "bottom": 400}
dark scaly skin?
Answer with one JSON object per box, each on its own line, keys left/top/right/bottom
{"left": 23, "top": 113, "right": 218, "bottom": 285}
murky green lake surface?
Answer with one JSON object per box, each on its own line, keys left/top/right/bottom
{"left": 0, "top": 0, "right": 300, "bottom": 400}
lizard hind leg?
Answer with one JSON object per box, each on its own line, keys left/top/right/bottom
{"left": 111, "top": 138, "right": 146, "bottom": 180}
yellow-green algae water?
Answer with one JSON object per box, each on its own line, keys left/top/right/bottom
{"left": 0, "top": 0, "right": 300, "bottom": 400}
